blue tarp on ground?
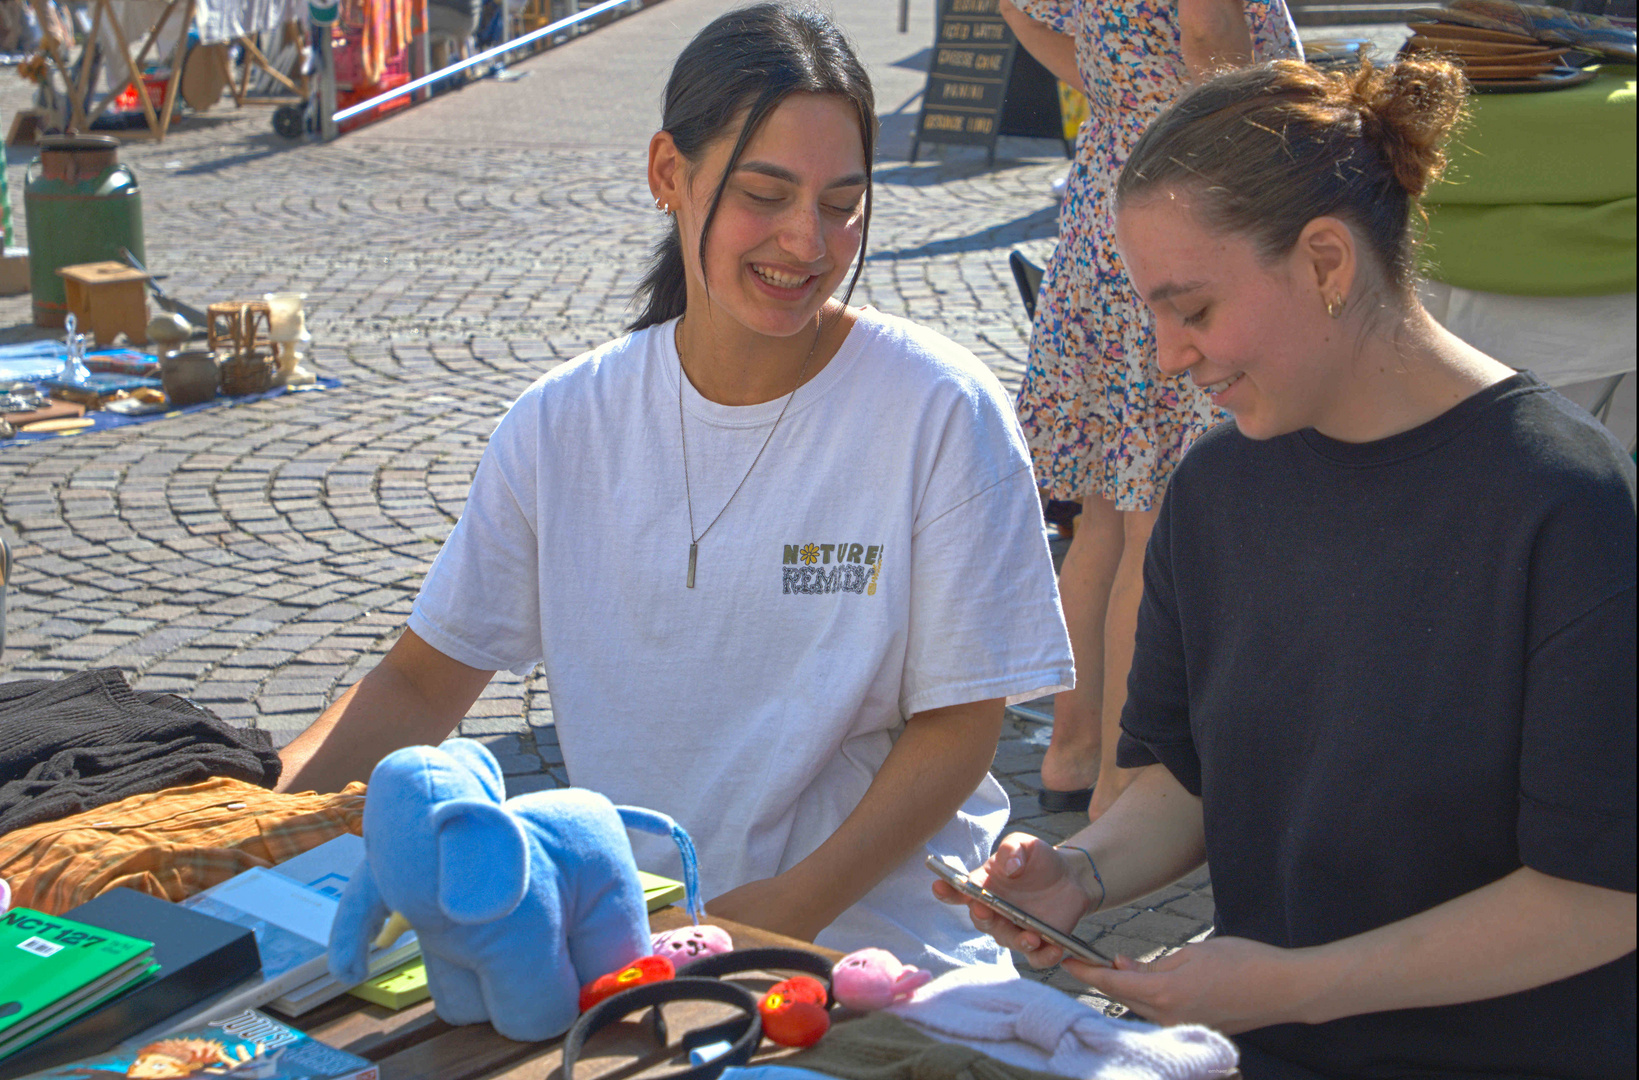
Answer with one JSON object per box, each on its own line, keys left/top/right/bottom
{"left": 2, "top": 378, "right": 343, "bottom": 448}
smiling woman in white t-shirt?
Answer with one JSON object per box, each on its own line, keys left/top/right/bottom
{"left": 276, "top": 2, "right": 1073, "bottom": 970}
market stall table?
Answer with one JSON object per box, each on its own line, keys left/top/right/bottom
{"left": 285, "top": 908, "right": 841, "bottom": 1080}
{"left": 1421, "top": 64, "right": 1637, "bottom": 446}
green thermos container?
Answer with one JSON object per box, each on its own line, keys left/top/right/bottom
{"left": 23, "top": 134, "right": 146, "bottom": 328}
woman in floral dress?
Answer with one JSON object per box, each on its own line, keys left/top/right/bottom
{"left": 1001, "top": 0, "right": 1300, "bottom": 819}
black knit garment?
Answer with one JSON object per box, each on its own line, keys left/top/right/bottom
{"left": 0, "top": 669, "right": 282, "bottom": 835}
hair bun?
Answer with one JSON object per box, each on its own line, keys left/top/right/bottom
{"left": 1119, "top": 56, "right": 1472, "bottom": 296}
{"left": 1342, "top": 56, "right": 1468, "bottom": 197}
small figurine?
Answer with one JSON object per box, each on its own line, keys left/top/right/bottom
{"left": 147, "top": 311, "right": 194, "bottom": 352}
{"left": 650, "top": 923, "right": 733, "bottom": 966}
{"left": 264, "top": 292, "right": 315, "bottom": 386}
{"left": 61, "top": 314, "right": 93, "bottom": 387}
{"left": 831, "top": 947, "right": 932, "bottom": 1011}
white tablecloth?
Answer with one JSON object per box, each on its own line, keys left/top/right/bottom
{"left": 1420, "top": 280, "right": 1636, "bottom": 450}
{"left": 194, "top": 0, "right": 307, "bottom": 44}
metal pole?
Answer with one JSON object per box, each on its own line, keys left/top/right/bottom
{"left": 416, "top": 0, "right": 431, "bottom": 103}
{"left": 899, "top": 0, "right": 909, "bottom": 33}
{"left": 332, "top": 0, "right": 633, "bottom": 126}
{"left": 318, "top": 29, "right": 337, "bottom": 140}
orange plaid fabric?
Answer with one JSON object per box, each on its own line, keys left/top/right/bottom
{"left": 0, "top": 777, "right": 367, "bottom": 915}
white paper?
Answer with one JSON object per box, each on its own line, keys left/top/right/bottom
{"left": 200, "top": 868, "right": 335, "bottom": 945}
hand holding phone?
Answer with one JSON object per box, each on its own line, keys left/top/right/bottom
{"left": 926, "top": 854, "right": 1111, "bottom": 967}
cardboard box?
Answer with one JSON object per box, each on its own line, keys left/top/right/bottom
{"left": 0, "top": 248, "right": 27, "bottom": 297}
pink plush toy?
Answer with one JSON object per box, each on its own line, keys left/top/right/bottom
{"left": 832, "top": 947, "right": 932, "bottom": 1010}
{"left": 651, "top": 923, "right": 734, "bottom": 966}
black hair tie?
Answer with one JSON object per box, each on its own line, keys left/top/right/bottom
{"left": 678, "top": 947, "right": 836, "bottom": 1007}
{"left": 561, "top": 977, "right": 761, "bottom": 1080}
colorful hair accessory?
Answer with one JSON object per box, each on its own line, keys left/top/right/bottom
{"left": 831, "top": 948, "right": 931, "bottom": 1010}
{"left": 579, "top": 954, "right": 675, "bottom": 1013}
{"left": 759, "top": 977, "right": 830, "bottom": 1047}
{"left": 653, "top": 924, "right": 734, "bottom": 965}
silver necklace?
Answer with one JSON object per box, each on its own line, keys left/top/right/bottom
{"left": 678, "top": 313, "right": 824, "bottom": 588}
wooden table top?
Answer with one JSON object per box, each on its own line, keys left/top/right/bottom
{"left": 290, "top": 908, "right": 840, "bottom": 1080}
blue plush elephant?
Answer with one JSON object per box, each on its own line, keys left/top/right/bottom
{"left": 328, "top": 738, "right": 702, "bottom": 1042}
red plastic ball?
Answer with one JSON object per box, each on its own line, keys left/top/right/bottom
{"left": 759, "top": 976, "right": 830, "bottom": 1047}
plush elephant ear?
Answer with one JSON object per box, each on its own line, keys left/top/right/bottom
{"left": 432, "top": 798, "right": 530, "bottom": 925}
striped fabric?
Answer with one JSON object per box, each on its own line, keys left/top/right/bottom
{"left": 0, "top": 778, "right": 367, "bottom": 915}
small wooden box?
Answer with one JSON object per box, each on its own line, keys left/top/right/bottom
{"left": 57, "top": 261, "right": 151, "bottom": 346}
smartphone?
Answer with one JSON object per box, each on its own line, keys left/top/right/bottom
{"left": 926, "top": 854, "right": 1112, "bottom": 967}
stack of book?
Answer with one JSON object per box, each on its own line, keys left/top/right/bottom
{"left": 0, "top": 889, "right": 260, "bottom": 1077}
{"left": 0, "top": 908, "right": 158, "bottom": 1062}
{"left": 0, "top": 834, "right": 411, "bottom": 1076}
{"left": 12, "top": 1008, "right": 376, "bottom": 1080}
{"left": 168, "top": 833, "right": 420, "bottom": 1024}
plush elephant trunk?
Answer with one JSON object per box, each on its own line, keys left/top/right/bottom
{"left": 616, "top": 806, "right": 705, "bottom": 922}
{"left": 329, "top": 864, "right": 390, "bottom": 989}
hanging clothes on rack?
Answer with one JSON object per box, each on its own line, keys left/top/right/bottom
{"left": 194, "top": 0, "right": 305, "bottom": 43}
{"left": 350, "top": 0, "right": 415, "bottom": 84}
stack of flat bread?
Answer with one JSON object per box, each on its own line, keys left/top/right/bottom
{"left": 1404, "top": 18, "right": 1574, "bottom": 84}
{"left": 1404, "top": 0, "right": 1635, "bottom": 90}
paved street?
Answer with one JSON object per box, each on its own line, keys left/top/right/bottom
{"left": 1, "top": 2, "right": 1402, "bottom": 1002}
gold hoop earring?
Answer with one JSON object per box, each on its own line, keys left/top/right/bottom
{"left": 1326, "top": 294, "right": 1345, "bottom": 319}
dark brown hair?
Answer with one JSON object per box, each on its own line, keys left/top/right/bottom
{"left": 628, "top": 3, "right": 878, "bottom": 332}
{"left": 1117, "top": 57, "right": 1468, "bottom": 298}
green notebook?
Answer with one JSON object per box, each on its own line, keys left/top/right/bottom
{"left": 0, "top": 908, "right": 157, "bottom": 1060}
{"left": 638, "top": 871, "right": 686, "bottom": 912}
{"left": 347, "top": 957, "right": 431, "bottom": 1010}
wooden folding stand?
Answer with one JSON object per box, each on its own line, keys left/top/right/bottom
{"left": 37, "top": 0, "right": 198, "bottom": 141}
{"left": 235, "top": 27, "right": 310, "bottom": 106}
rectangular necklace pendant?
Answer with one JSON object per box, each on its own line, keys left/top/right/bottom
{"left": 686, "top": 542, "right": 698, "bottom": 589}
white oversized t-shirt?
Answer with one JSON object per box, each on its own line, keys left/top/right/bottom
{"left": 409, "top": 309, "right": 1073, "bottom": 970}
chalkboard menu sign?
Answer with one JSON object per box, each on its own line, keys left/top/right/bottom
{"left": 911, "top": 0, "right": 1071, "bottom": 165}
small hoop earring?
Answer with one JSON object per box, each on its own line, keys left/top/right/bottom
{"left": 1326, "top": 294, "right": 1345, "bottom": 319}
{"left": 655, "top": 198, "right": 670, "bottom": 214}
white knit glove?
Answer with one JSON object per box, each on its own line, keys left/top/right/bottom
{"left": 886, "top": 963, "right": 1237, "bottom": 1080}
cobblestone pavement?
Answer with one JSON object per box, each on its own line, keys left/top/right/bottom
{"left": 1, "top": 2, "right": 1398, "bottom": 1003}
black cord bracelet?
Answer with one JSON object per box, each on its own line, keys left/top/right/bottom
{"left": 560, "top": 977, "right": 762, "bottom": 1080}
{"left": 677, "top": 947, "right": 836, "bottom": 1007}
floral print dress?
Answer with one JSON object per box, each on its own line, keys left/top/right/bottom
{"left": 1014, "top": 0, "right": 1300, "bottom": 508}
